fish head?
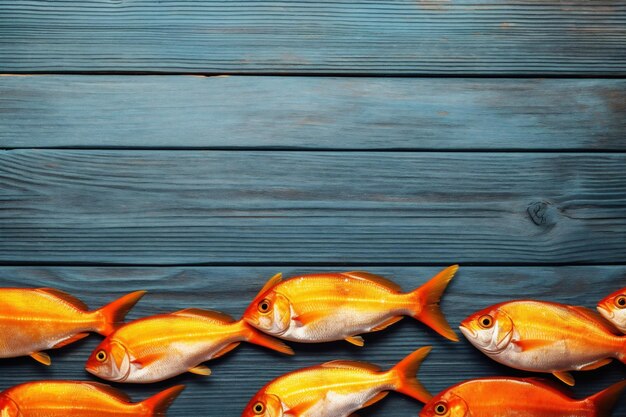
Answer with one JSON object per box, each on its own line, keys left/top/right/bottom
{"left": 420, "top": 392, "right": 470, "bottom": 417}
{"left": 243, "top": 291, "right": 293, "bottom": 336}
{"left": 85, "top": 339, "right": 132, "bottom": 382}
{"left": 597, "top": 287, "right": 626, "bottom": 332}
{"left": 241, "top": 393, "right": 284, "bottom": 417}
{"left": 0, "top": 395, "right": 22, "bottom": 417}
{"left": 459, "top": 305, "right": 514, "bottom": 354}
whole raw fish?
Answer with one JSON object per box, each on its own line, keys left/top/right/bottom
{"left": 0, "top": 288, "right": 145, "bottom": 365}
{"left": 420, "top": 377, "right": 626, "bottom": 417}
{"left": 241, "top": 347, "right": 432, "bottom": 417}
{"left": 0, "top": 380, "right": 184, "bottom": 417}
{"left": 598, "top": 287, "right": 626, "bottom": 333}
{"left": 460, "top": 300, "right": 626, "bottom": 385}
{"left": 85, "top": 308, "right": 294, "bottom": 383}
{"left": 243, "top": 265, "right": 459, "bottom": 346}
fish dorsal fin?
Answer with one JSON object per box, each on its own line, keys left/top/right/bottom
{"left": 83, "top": 382, "right": 132, "bottom": 402}
{"left": 254, "top": 273, "right": 283, "bottom": 299}
{"left": 172, "top": 308, "right": 235, "bottom": 323}
{"left": 321, "top": 360, "right": 381, "bottom": 372}
{"left": 566, "top": 305, "right": 620, "bottom": 334}
{"left": 35, "top": 288, "right": 89, "bottom": 311}
{"left": 342, "top": 271, "right": 402, "bottom": 292}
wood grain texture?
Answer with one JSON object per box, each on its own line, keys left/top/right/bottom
{"left": 1, "top": 150, "right": 625, "bottom": 265}
{"left": 2, "top": 76, "right": 626, "bottom": 150}
{"left": 1, "top": 1, "right": 626, "bottom": 74}
{"left": 0, "top": 266, "right": 623, "bottom": 417}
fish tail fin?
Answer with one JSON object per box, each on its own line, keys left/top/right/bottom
{"left": 93, "top": 290, "right": 146, "bottom": 335}
{"left": 390, "top": 346, "right": 433, "bottom": 403}
{"left": 142, "top": 385, "right": 185, "bottom": 416}
{"left": 239, "top": 320, "right": 294, "bottom": 355}
{"left": 410, "top": 265, "right": 459, "bottom": 342}
{"left": 587, "top": 380, "right": 626, "bottom": 417}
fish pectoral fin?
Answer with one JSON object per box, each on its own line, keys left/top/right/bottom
{"left": 52, "top": 333, "right": 90, "bottom": 349}
{"left": 292, "top": 311, "right": 325, "bottom": 326}
{"left": 512, "top": 339, "right": 552, "bottom": 351}
{"left": 362, "top": 391, "right": 389, "bottom": 408}
{"left": 131, "top": 353, "right": 162, "bottom": 369}
{"left": 345, "top": 335, "right": 365, "bottom": 347}
{"left": 553, "top": 371, "right": 575, "bottom": 386}
{"left": 212, "top": 342, "right": 241, "bottom": 359}
{"left": 30, "top": 352, "right": 51, "bottom": 366}
{"left": 579, "top": 358, "right": 613, "bottom": 371}
{"left": 370, "top": 316, "right": 404, "bottom": 333}
{"left": 188, "top": 365, "right": 211, "bottom": 376}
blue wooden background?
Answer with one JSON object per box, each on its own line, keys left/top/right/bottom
{"left": 1, "top": 1, "right": 626, "bottom": 416}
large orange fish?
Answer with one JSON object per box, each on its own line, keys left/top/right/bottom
{"left": 0, "top": 380, "right": 184, "bottom": 417}
{"left": 241, "top": 347, "right": 433, "bottom": 417}
{"left": 598, "top": 287, "right": 626, "bottom": 333}
{"left": 85, "top": 308, "right": 293, "bottom": 383}
{"left": 460, "top": 300, "right": 626, "bottom": 386}
{"left": 0, "top": 288, "right": 145, "bottom": 365}
{"left": 242, "top": 266, "right": 459, "bottom": 346}
{"left": 420, "top": 377, "right": 626, "bottom": 417}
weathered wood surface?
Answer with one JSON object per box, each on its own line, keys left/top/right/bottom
{"left": 1, "top": 1, "right": 626, "bottom": 75}
{"left": 2, "top": 76, "right": 626, "bottom": 150}
{"left": 1, "top": 150, "right": 625, "bottom": 265}
{"left": 0, "top": 266, "right": 623, "bottom": 416}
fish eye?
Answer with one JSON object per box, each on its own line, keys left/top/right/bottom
{"left": 258, "top": 299, "right": 272, "bottom": 314}
{"left": 615, "top": 295, "right": 626, "bottom": 309}
{"left": 434, "top": 401, "right": 448, "bottom": 415}
{"left": 252, "top": 402, "right": 265, "bottom": 415}
{"left": 478, "top": 314, "right": 494, "bottom": 329}
{"left": 95, "top": 350, "right": 107, "bottom": 362}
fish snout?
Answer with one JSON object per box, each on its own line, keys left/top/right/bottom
{"left": 459, "top": 323, "right": 476, "bottom": 339}
{"left": 597, "top": 303, "right": 615, "bottom": 319}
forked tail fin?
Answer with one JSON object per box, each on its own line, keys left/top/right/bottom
{"left": 239, "top": 320, "right": 294, "bottom": 355}
{"left": 587, "top": 380, "right": 626, "bottom": 417}
{"left": 94, "top": 290, "right": 146, "bottom": 335}
{"left": 390, "top": 346, "right": 433, "bottom": 403}
{"left": 142, "top": 385, "right": 185, "bottom": 416}
{"left": 410, "top": 265, "right": 459, "bottom": 341}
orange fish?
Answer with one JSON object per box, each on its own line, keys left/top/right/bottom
{"left": 460, "top": 300, "right": 626, "bottom": 386}
{"left": 241, "top": 347, "right": 433, "bottom": 417}
{"left": 0, "top": 380, "right": 184, "bottom": 417}
{"left": 598, "top": 287, "right": 626, "bottom": 333}
{"left": 86, "top": 308, "right": 293, "bottom": 383}
{"left": 0, "top": 288, "right": 145, "bottom": 365}
{"left": 242, "top": 266, "right": 459, "bottom": 346}
{"left": 420, "top": 377, "right": 626, "bottom": 417}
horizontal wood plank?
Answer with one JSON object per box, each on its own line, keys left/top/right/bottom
{"left": 1, "top": 76, "right": 626, "bottom": 150}
{"left": 1, "top": 150, "right": 625, "bottom": 265}
{"left": 1, "top": 1, "right": 625, "bottom": 74}
{"left": 0, "top": 266, "right": 623, "bottom": 416}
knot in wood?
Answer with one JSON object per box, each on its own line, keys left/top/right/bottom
{"left": 527, "top": 201, "right": 557, "bottom": 227}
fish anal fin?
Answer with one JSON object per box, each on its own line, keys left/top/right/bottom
{"left": 579, "top": 358, "right": 613, "bottom": 371}
{"left": 30, "top": 352, "right": 51, "bottom": 366}
{"left": 345, "top": 335, "right": 365, "bottom": 347}
{"left": 512, "top": 339, "right": 553, "bottom": 351}
{"left": 553, "top": 371, "right": 575, "bottom": 386}
{"left": 172, "top": 308, "right": 235, "bottom": 323}
{"left": 36, "top": 288, "right": 89, "bottom": 311}
{"left": 321, "top": 360, "right": 381, "bottom": 372}
{"left": 342, "top": 271, "right": 402, "bottom": 292}
{"left": 188, "top": 365, "right": 211, "bottom": 376}
{"left": 362, "top": 391, "right": 389, "bottom": 408}
{"left": 52, "top": 333, "right": 89, "bottom": 349}
{"left": 370, "top": 316, "right": 403, "bottom": 332}
{"left": 212, "top": 342, "right": 241, "bottom": 359}
{"left": 131, "top": 353, "right": 162, "bottom": 369}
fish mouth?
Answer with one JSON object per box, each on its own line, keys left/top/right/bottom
{"left": 597, "top": 304, "right": 614, "bottom": 319}
{"left": 459, "top": 324, "right": 476, "bottom": 339}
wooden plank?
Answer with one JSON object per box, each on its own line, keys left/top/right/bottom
{"left": 1, "top": 150, "right": 625, "bottom": 265}
{"left": 0, "top": 266, "right": 623, "bottom": 416}
{"left": 1, "top": 1, "right": 625, "bottom": 75}
{"left": 1, "top": 76, "right": 625, "bottom": 150}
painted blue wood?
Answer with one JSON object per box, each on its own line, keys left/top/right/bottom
{"left": 0, "top": 266, "right": 623, "bottom": 417}
{"left": 1, "top": 1, "right": 625, "bottom": 74}
{"left": 1, "top": 76, "right": 625, "bottom": 150}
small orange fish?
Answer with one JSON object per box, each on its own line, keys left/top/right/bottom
{"left": 243, "top": 266, "right": 459, "bottom": 346}
{"left": 86, "top": 308, "right": 293, "bottom": 383}
{"left": 0, "top": 380, "right": 184, "bottom": 417}
{"left": 460, "top": 300, "right": 626, "bottom": 386}
{"left": 241, "top": 347, "right": 432, "bottom": 417}
{"left": 420, "top": 377, "right": 626, "bottom": 417}
{"left": 0, "top": 288, "right": 145, "bottom": 365}
{"left": 598, "top": 287, "right": 626, "bottom": 333}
